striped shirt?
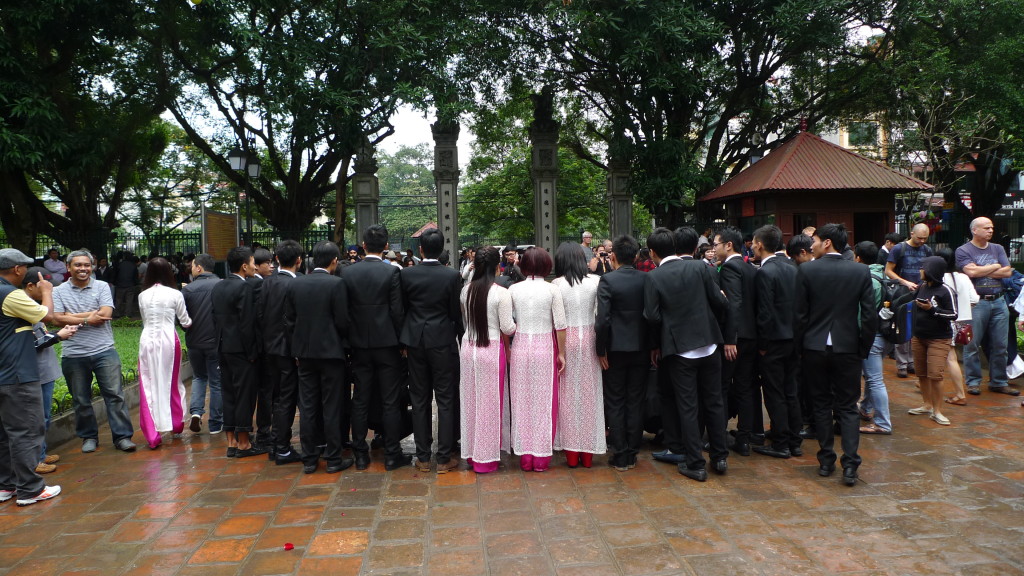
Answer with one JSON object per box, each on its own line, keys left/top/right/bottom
{"left": 52, "top": 277, "right": 115, "bottom": 358}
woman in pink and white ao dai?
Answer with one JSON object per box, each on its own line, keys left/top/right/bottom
{"left": 552, "top": 274, "right": 606, "bottom": 463}
{"left": 137, "top": 284, "right": 192, "bottom": 449}
{"left": 459, "top": 284, "right": 517, "bottom": 473}
{"left": 508, "top": 277, "right": 566, "bottom": 471}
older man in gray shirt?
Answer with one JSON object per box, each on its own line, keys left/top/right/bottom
{"left": 52, "top": 249, "right": 136, "bottom": 453}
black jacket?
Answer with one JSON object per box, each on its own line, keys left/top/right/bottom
{"left": 795, "top": 254, "right": 877, "bottom": 357}
{"left": 399, "top": 261, "right": 463, "bottom": 349}
{"left": 211, "top": 274, "right": 258, "bottom": 360}
{"left": 755, "top": 255, "right": 798, "bottom": 349}
{"left": 258, "top": 271, "right": 296, "bottom": 357}
{"left": 182, "top": 272, "right": 220, "bottom": 351}
{"left": 720, "top": 255, "right": 757, "bottom": 344}
{"left": 595, "top": 265, "right": 650, "bottom": 355}
{"left": 285, "top": 269, "right": 348, "bottom": 359}
{"left": 341, "top": 257, "right": 404, "bottom": 348}
{"left": 643, "top": 257, "right": 727, "bottom": 356}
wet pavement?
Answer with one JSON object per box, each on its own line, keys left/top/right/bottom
{"left": 1, "top": 359, "right": 1023, "bottom": 576}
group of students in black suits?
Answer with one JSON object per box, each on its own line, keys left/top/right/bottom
{"left": 209, "top": 225, "right": 463, "bottom": 474}
{"left": 630, "top": 222, "right": 875, "bottom": 485}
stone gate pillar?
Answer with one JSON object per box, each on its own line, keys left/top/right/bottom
{"left": 352, "top": 139, "right": 380, "bottom": 239}
{"left": 432, "top": 120, "right": 460, "bottom": 264}
{"left": 530, "top": 86, "right": 560, "bottom": 254}
{"left": 607, "top": 157, "right": 632, "bottom": 238}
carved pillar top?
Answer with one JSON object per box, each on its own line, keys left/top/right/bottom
{"left": 353, "top": 138, "right": 378, "bottom": 175}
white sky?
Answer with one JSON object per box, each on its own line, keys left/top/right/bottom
{"left": 377, "top": 105, "right": 475, "bottom": 169}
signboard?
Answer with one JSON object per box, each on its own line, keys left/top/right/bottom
{"left": 202, "top": 206, "right": 239, "bottom": 260}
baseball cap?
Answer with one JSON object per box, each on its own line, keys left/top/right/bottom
{"left": 0, "top": 248, "right": 34, "bottom": 269}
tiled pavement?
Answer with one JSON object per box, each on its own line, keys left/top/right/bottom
{"left": 2, "top": 360, "right": 1023, "bottom": 576}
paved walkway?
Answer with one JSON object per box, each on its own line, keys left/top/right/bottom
{"left": 1, "top": 360, "right": 1023, "bottom": 576}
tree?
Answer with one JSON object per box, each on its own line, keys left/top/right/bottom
{"left": 150, "top": 0, "right": 479, "bottom": 238}
{"left": 0, "top": 0, "right": 167, "bottom": 254}
{"left": 377, "top": 145, "right": 437, "bottom": 243}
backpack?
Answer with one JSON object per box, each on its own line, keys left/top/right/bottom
{"left": 875, "top": 273, "right": 909, "bottom": 342}
{"left": 1003, "top": 269, "right": 1024, "bottom": 307}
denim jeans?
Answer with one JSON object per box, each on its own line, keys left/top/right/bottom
{"left": 39, "top": 380, "right": 54, "bottom": 461}
{"left": 61, "top": 347, "right": 134, "bottom": 444}
{"left": 187, "top": 347, "right": 223, "bottom": 432}
{"left": 963, "top": 298, "right": 1009, "bottom": 388}
{"left": 859, "top": 335, "right": 891, "bottom": 432}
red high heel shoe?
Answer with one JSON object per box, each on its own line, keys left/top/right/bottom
{"left": 580, "top": 452, "right": 593, "bottom": 468}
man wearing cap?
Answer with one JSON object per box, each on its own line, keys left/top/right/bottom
{"left": 0, "top": 249, "right": 62, "bottom": 506}
{"left": 52, "top": 249, "right": 136, "bottom": 453}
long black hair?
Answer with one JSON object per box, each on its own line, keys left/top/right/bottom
{"left": 554, "top": 242, "right": 588, "bottom": 286}
{"left": 465, "top": 246, "right": 500, "bottom": 346}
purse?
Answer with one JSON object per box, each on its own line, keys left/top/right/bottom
{"left": 954, "top": 321, "right": 973, "bottom": 346}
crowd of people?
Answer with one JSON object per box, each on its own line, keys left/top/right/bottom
{"left": 2, "top": 216, "right": 1022, "bottom": 507}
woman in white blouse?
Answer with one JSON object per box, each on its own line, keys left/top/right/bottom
{"left": 137, "top": 258, "right": 192, "bottom": 449}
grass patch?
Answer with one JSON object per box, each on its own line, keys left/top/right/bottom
{"left": 50, "top": 317, "right": 187, "bottom": 416}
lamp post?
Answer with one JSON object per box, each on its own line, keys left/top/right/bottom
{"left": 226, "top": 143, "right": 260, "bottom": 245}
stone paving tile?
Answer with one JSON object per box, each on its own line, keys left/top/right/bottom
{"left": 1, "top": 361, "right": 1023, "bottom": 576}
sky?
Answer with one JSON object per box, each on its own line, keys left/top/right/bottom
{"left": 377, "top": 105, "right": 475, "bottom": 169}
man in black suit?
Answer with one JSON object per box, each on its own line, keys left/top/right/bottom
{"left": 714, "top": 226, "right": 758, "bottom": 457}
{"left": 248, "top": 247, "right": 274, "bottom": 448}
{"left": 342, "top": 225, "right": 408, "bottom": 471}
{"left": 596, "top": 234, "right": 650, "bottom": 471}
{"left": 211, "top": 246, "right": 263, "bottom": 458}
{"left": 644, "top": 227, "right": 729, "bottom": 482}
{"left": 257, "top": 240, "right": 303, "bottom": 465}
{"left": 285, "top": 241, "right": 354, "bottom": 474}
{"left": 795, "top": 223, "right": 877, "bottom": 486}
{"left": 183, "top": 254, "right": 222, "bottom": 434}
{"left": 399, "top": 228, "right": 464, "bottom": 474}
{"left": 750, "top": 225, "right": 803, "bottom": 459}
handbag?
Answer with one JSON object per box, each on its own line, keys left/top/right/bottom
{"left": 954, "top": 321, "right": 973, "bottom": 346}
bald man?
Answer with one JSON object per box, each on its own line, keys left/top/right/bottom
{"left": 956, "top": 218, "right": 1018, "bottom": 396}
{"left": 885, "top": 223, "right": 933, "bottom": 378}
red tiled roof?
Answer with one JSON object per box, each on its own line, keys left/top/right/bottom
{"left": 410, "top": 222, "right": 438, "bottom": 238}
{"left": 701, "top": 131, "right": 933, "bottom": 202}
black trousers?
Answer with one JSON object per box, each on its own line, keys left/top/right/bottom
{"left": 663, "top": 353, "right": 728, "bottom": 470}
{"left": 351, "top": 346, "right": 405, "bottom": 459}
{"left": 268, "top": 354, "right": 299, "bottom": 453}
{"left": 657, "top": 361, "right": 684, "bottom": 454}
{"left": 722, "top": 338, "right": 757, "bottom": 443}
{"left": 219, "top": 352, "right": 258, "bottom": 433}
{"left": 407, "top": 343, "right": 457, "bottom": 463}
{"left": 450, "top": 345, "right": 461, "bottom": 446}
{"left": 602, "top": 350, "right": 648, "bottom": 464}
{"left": 759, "top": 339, "right": 803, "bottom": 451}
{"left": 802, "top": 348, "right": 862, "bottom": 470}
{"left": 255, "top": 354, "right": 275, "bottom": 442}
{"left": 296, "top": 357, "right": 346, "bottom": 467}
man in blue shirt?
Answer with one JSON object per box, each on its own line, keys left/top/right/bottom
{"left": 885, "top": 223, "right": 933, "bottom": 377}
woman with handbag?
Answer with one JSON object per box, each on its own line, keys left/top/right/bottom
{"left": 905, "top": 256, "right": 959, "bottom": 425}
{"left": 938, "top": 248, "right": 978, "bottom": 406}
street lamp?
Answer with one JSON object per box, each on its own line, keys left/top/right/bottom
{"left": 226, "top": 142, "right": 260, "bottom": 245}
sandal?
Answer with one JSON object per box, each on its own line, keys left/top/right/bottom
{"left": 944, "top": 396, "right": 967, "bottom": 406}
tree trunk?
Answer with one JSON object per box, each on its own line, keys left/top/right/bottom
{"left": 0, "top": 171, "right": 40, "bottom": 254}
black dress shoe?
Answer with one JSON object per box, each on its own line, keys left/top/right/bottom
{"left": 818, "top": 464, "right": 835, "bottom": 477}
{"left": 235, "top": 445, "right": 268, "bottom": 459}
{"left": 712, "top": 459, "right": 728, "bottom": 475}
{"left": 752, "top": 445, "right": 791, "bottom": 459}
{"left": 370, "top": 435, "right": 385, "bottom": 450}
{"left": 303, "top": 463, "right": 317, "bottom": 474}
{"left": 652, "top": 450, "right": 686, "bottom": 464}
{"left": 749, "top": 433, "right": 766, "bottom": 446}
{"left": 355, "top": 452, "right": 370, "bottom": 470}
{"left": 384, "top": 455, "right": 412, "bottom": 471}
{"left": 275, "top": 451, "right": 304, "bottom": 465}
{"left": 327, "top": 458, "right": 355, "bottom": 474}
{"left": 702, "top": 441, "right": 710, "bottom": 453}
{"left": 730, "top": 442, "right": 750, "bottom": 457}
{"left": 678, "top": 465, "right": 708, "bottom": 482}
{"left": 842, "top": 466, "right": 858, "bottom": 486}
{"left": 226, "top": 447, "right": 237, "bottom": 458}
{"left": 798, "top": 428, "right": 816, "bottom": 440}
{"left": 789, "top": 446, "right": 803, "bottom": 457}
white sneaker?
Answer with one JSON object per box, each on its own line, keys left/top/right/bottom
{"left": 16, "top": 485, "right": 61, "bottom": 506}
{"left": 907, "top": 406, "right": 932, "bottom": 415}
{"left": 189, "top": 414, "right": 202, "bottom": 433}
{"left": 0, "top": 489, "right": 14, "bottom": 502}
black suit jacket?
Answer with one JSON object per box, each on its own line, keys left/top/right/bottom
{"left": 211, "top": 274, "right": 258, "bottom": 360}
{"left": 494, "top": 275, "right": 513, "bottom": 289}
{"left": 795, "top": 254, "right": 878, "bottom": 356}
{"left": 643, "top": 257, "right": 727, "bottom": 356}
{"left": 258, "top": 271, "right": 296, "bottom": 357}
{"left": 719, "top": 255, "right": 757, "bottom": 344}
{"left": 399, "top": 261, "right": 464, "bottom": 349}
{"left": 755, "top": 255, "right": 798, "bottom": 349}
{"left": 182, "top": 272, "right": 220, "bottom": 351}
{"left": 285, "top": 269, "right": 348, "bottom": 359}
{"left": 595, "top": 265, "right": 650, "bottom": 355}
{"left": 341, "top": 257, "right": 404, "bottom": 348}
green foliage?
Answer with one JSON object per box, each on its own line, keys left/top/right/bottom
{"left": 377, "top": 145, "right": 437, "bottom": 242}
